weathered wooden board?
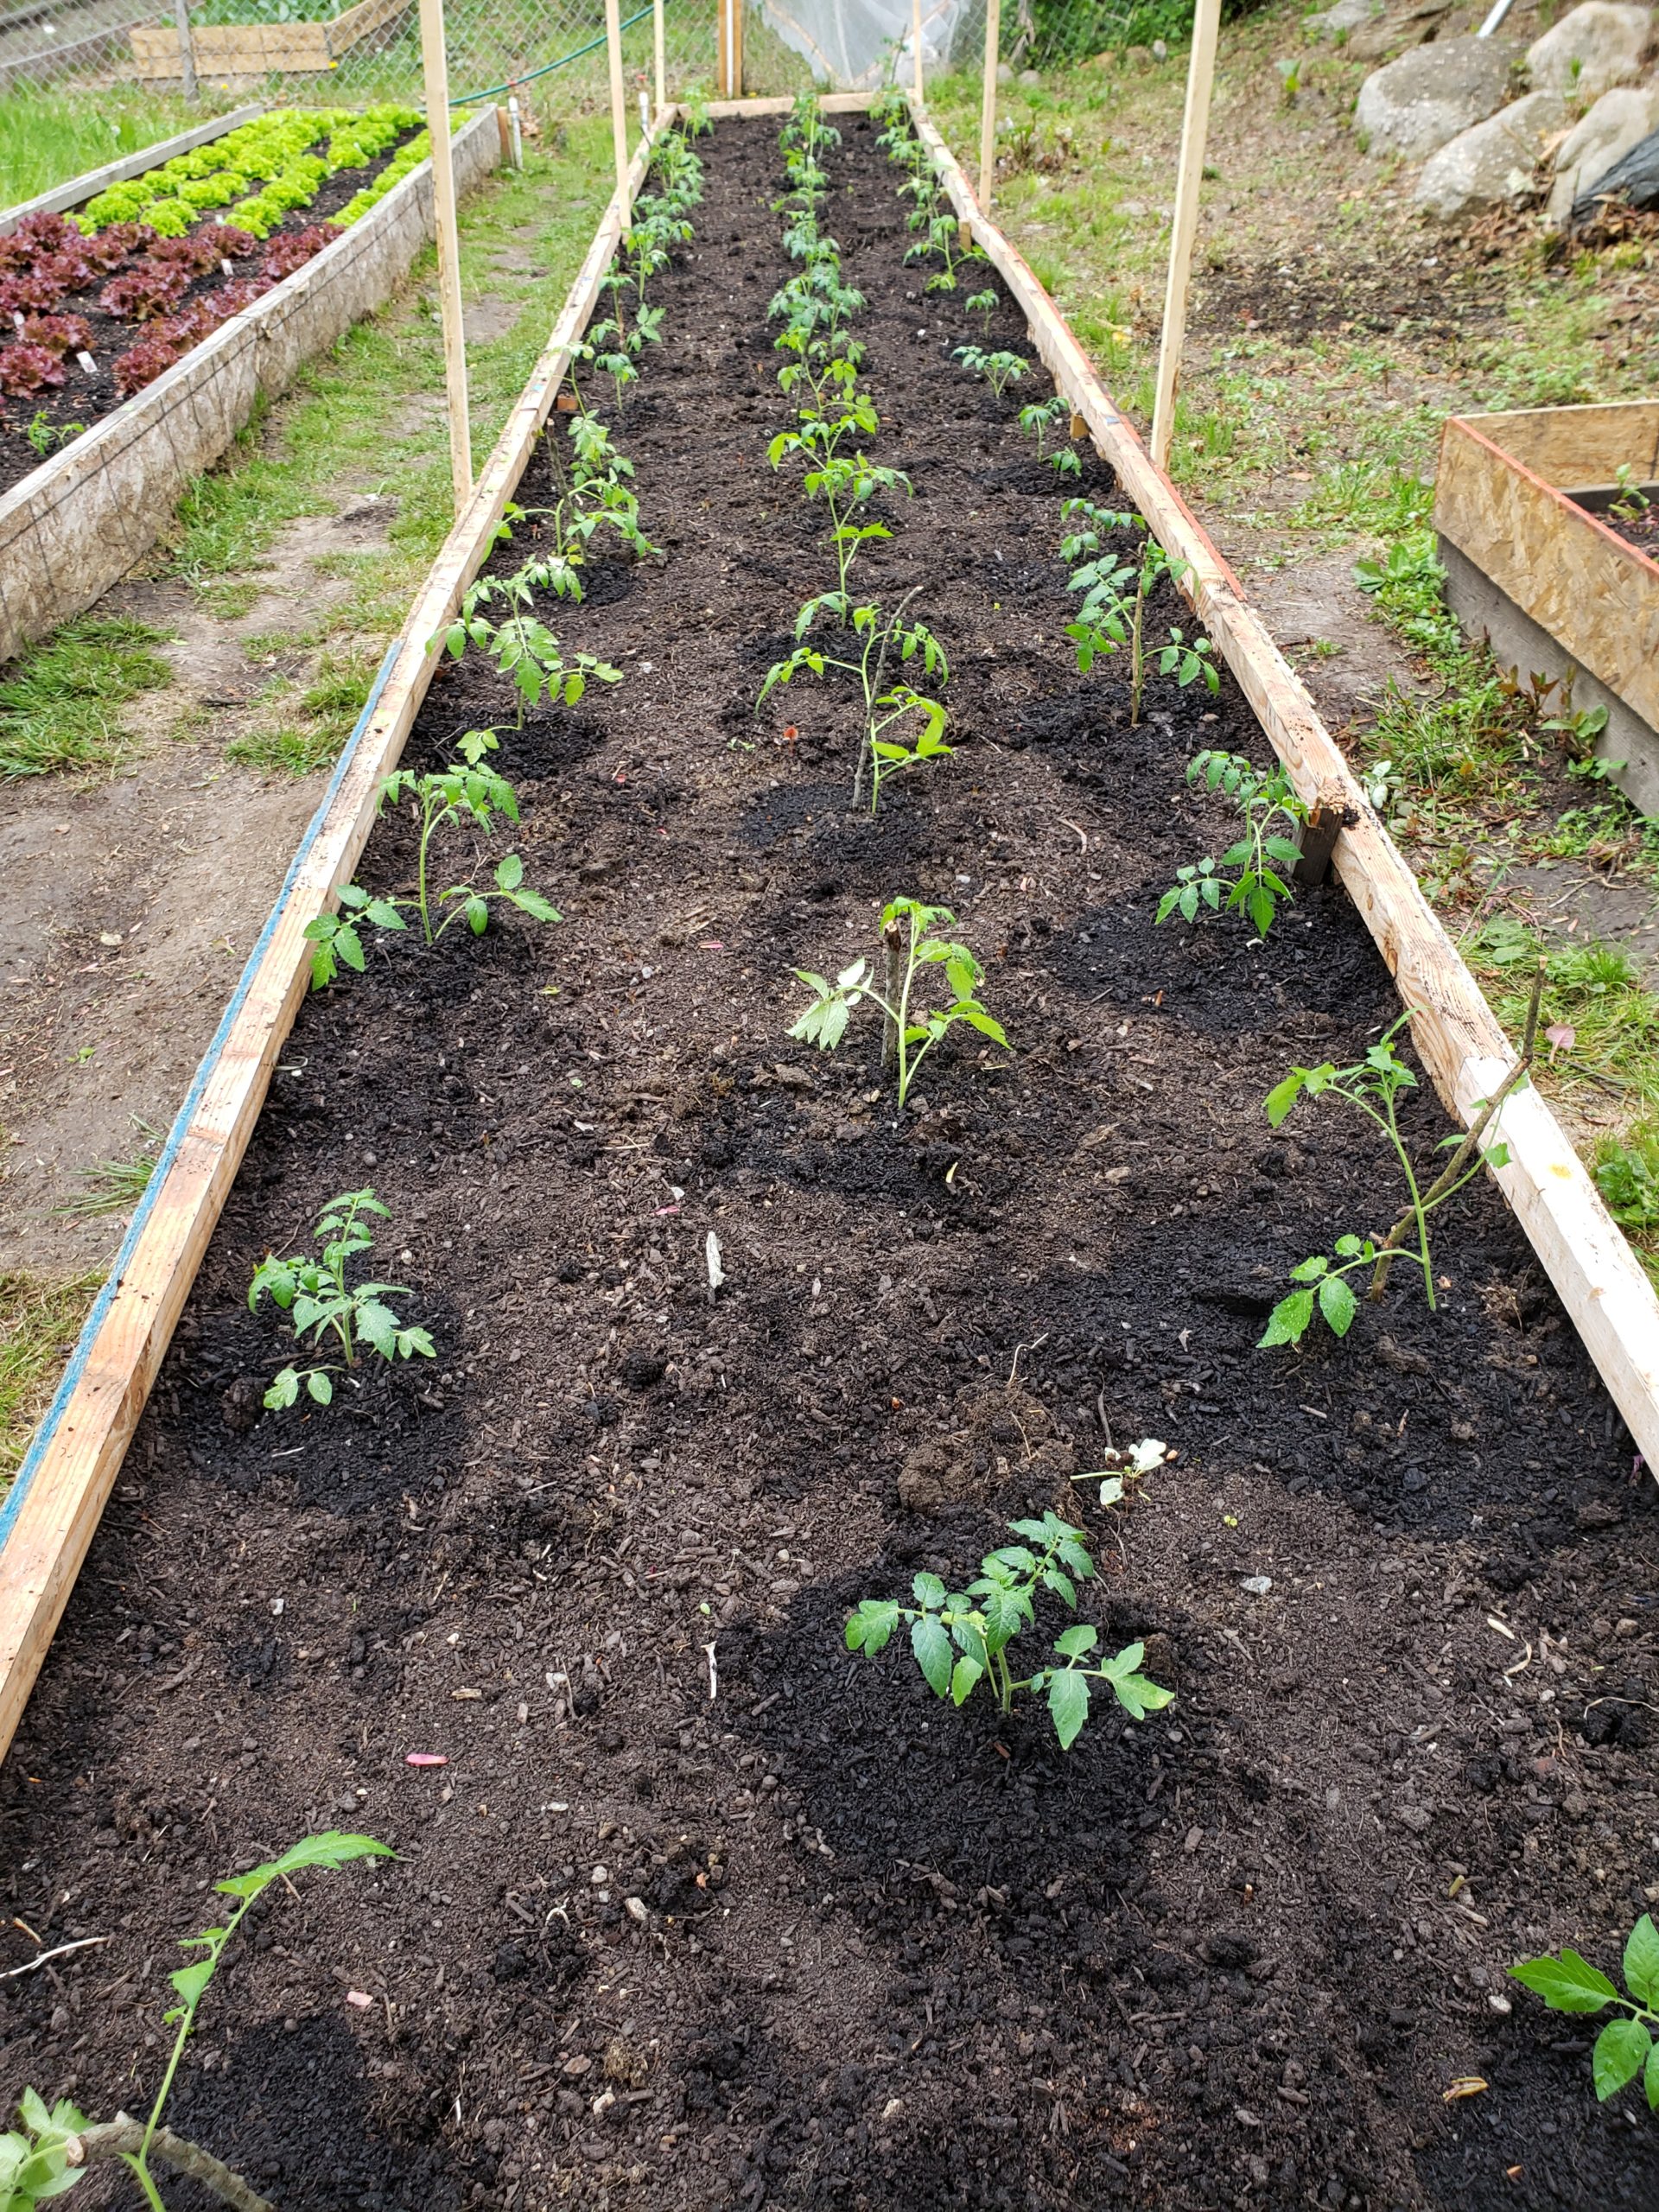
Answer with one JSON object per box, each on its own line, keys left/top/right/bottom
{"left": 0, "top": 118, "right": 663, "bottom": 1768}
{"left": 906, "top": 100, "right": 1659, "bottom": 1472}
{"left": 130, "top": 0, "right": 408, "bottom": 78}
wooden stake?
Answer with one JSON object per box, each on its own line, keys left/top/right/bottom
{"left": 912, "top": 0, "right": 925, "bottom": 102}
{"left": 175, "top": 0, "right": 197, "bottom": 97}
{"left": 978, "top": 0, "right": 1001, "bottom": 208}
{"left": 653, "top": 0, "right": 665, "bottom": 108}
{"left": 1149, "top": 0, "right": 1219, "bottom": 474}
{"left": 605, "top": 0, "right": 629, "bottom": 200}
{"left": 718, "top": 0, "right": 742, "bottom": 98}
{"left": 418, "top": 0, "right": 471, "bottom": 514}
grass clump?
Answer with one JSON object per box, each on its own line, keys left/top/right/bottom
{"left": 0, "top": 618, "right": 174, "bottom": 779}
{"left": 0, "top": 1270, "right": 101, "bottom": 1491}
{"left": 0, "top": 88, "right": 213, "bottom": 207}
{"left": 227, "top": 650, "right": 376, "bottom": 776}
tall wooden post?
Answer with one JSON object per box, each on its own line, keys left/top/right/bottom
{"left": 175, "top": 0, "right": 198, "bottom": 97}
{"left": 653, "top": 0, "right": 665, "bottom": 108}
{"left": 418, "top": 0, "right": 471, "bottom": 514}
{"left": 1149, "top": 0, "right": 1220, "bottom": 475}
{"left": 912, "top": 0, "right": 925, "bottom": 101}
{"left": 978, "top": 0, "right": 1001, "bottom": 207}
{"left": 605, "top": 0, "right": 629, "bottom": 197}
{"left": 718, "top": 0, "right": 742, "bottom": 98}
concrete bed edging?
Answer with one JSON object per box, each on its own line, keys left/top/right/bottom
{"left": 0, "top": 105, "right": 500, "bottom": 667}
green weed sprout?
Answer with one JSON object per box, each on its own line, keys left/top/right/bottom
{"left": 789, "top": 897, "right": 1007, "bottom": 1109}
{"left": 1259, "top": 1007, "right": 1530, "bottom": 1350}
{"left": 1158, "top": 749, "right": 1311, "bottom": 938}
{"left": 1511, "top": 1916, "right": 1659, "bottom": 2111}
{"left": 759, "top": 593, "right": 949, "bottom": 812}
{"left": 846, "top": 1514, "right": 1173, "bottom": 1749}
{"left": 249, "top": 1187, "right": 434, "bottom": 1408}
{"left": 1, "top": 1834, "right": 390, "bottom": 2211}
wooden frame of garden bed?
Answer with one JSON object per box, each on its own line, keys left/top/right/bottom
{"left": 1433, "top": 400, "right": 1659, "bottom": 817}
{"left": 129, "top": 0, "right": 409, "bottom": 79}
{"left": 0, "top": 91, "right": 1655, "bottom": 1769}
{"left": 0, "top": 105, "right": 499, "bottom": 667}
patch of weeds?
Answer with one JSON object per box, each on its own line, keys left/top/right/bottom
{"left": 1354, "top": 531, "right": 1527, "bottom": 809}
{"left": 52, "top": 1118, "right": 163, "bottom": 1219}
{"left": 0, "top": 618, "right": 173, "bottom": 779}
{"left": 199, "top": 577, "right": 264, "bottom": 621}
{"left": 1474, "top": 920, "right": 1659, "bottom": 1112}
{"left": 0, "top": 1268, "right": 101, "bottom": 1488}
{"left": 1295, "top": 461, "right": 1432, "bottom": 536}
{"left": 226, "top": 650, "right": 374, "bottom": 777}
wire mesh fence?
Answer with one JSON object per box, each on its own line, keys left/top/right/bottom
{"left": 0, "top": 0, "right": 816, "bottom": 119}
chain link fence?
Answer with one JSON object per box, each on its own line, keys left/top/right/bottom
{"left": 0, "top": 0, "right": 810, "bottom": 137}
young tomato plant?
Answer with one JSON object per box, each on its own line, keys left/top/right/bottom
{"left": 759, "top": 592, "right": 950, "bottom": 812}
{"left": 1158, "top": 749, "right": 1311, "bottom": 938}
{"left": 1064, "top": 503, "right": 1217, "bottom": 724}
{"left": 249, "top": 1187, "right": 434, "bottom": 1408}
{"left": 1510, "top": 1916, "right": 1659, "bottom": 2112}
{"left": 965, "top": 286, "right": 999, "bottom": 331}
{"left": 953, "top": 342, "right": 1027, "bottom": 399}
{"left": 377, "top": 728, "right": 560, "bottom": 946}
{"left": 789, "top": 897, "right": 1007, "bottom": 1109}
{"left": 846, "top": 1514, "right": 1173, "bottom": 1749}
{"left": 303, "top": 881, "right": 409, "bottom": 987}
{"left": 801, "top": 453, "right": 911, "bottom": 597}
{"left": 1019, "top": 392, "right": 1078, "bottom": 476}
{"left": 1259, "top": 1015, "right": 1516, "bottom": 1350}
{"left": 2, "top": 1833, "right": 390, "bottom": 2211}
{"left": 439, "top": 601, "right": 620, "bottom": 727}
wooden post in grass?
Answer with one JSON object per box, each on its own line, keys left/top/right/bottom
{"left": 1148, "top": 0, "right": 1220, "bottom": 475}
{"left": 605, "top": 0, "right": 629, "bottom": 198}
{"left": 912, "top": 0, "right": 925, "bottom": 102}
{"left": 978, "top": 0, "right": 1001, "bottom": 208}
{"left": 418, "top": 0, "right": 472, "bottom": 514}
{"left": 175, "top": 0, "right": 198, "bottom": 98}
{"left": 653, "top": 0, "right": 665, "bottom": 108}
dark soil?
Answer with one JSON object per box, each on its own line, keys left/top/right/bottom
{"left": 1580, "top": 493, "right": 1659, "bottom": 564}
{"left": 3, "top": 114, "right": 1659, "bottom": 2212}
{"left": 0, "top": 126, "right": 421, "bottom": 500}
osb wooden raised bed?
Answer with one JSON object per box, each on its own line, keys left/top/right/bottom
{"left": 1434, "top": 398, "right": 1659, "bottom": 816}
{"left": 130, "top": 0, "right": 409, "bottom": 79}
{"left": 0, "top": 104, "right": 499, "bottom": 666}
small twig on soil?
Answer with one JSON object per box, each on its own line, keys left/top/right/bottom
{"left": 68, "top": 2116, "right": 274, "bottom": 2212}
{"left": 0, "top": 1934, "right": 110, "bottom": 1979}
{"left": 1369, "top": 961, "right": 1545, "bottom": 1303}
{"left": 703, "top": 1642, "right": 718, "bottom": 1702}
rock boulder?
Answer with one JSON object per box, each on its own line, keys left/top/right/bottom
{"left": 1414, "top": 90, "right": 1571, "bottom": 215}
{"left": 1526, "top": 2, "right": 1654, "bottom": 96}
{"left": 1547, "top": 80, "right": 1659, "bottom": 220}
{"left": 1355, "top": 35, "right": 1516, "bottom": 158}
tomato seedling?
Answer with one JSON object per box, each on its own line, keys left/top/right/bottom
{"left": 846, "top": 1514, "right": 1173, "bottom": 1749}
{"left": 1158, "top": 749, "right": 1311, "bottom": 938}
{"left": 249, "top": 1187, "right": 434, "bottom": 1407}
{"left": 760, "top": 593, "right": 950, "bottom": 811}
{"left": 790, "top": 896, "right": 1007, "bottom": 1109}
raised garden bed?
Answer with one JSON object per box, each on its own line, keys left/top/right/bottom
{"left": 0, "top": 104, "right": 426, "bottom": 496}
{"left": 1, "top": 98, "right": 1657, "bottom": 2212}
{"left": 1434, "top": 400, "right": 1659, "bottom": 819}
{"left": 0, "top": 103, "right": 498, "bottom": 666}
{"left": 130, "top": 0, "right": 410, "bottom": 79}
